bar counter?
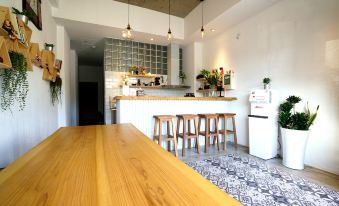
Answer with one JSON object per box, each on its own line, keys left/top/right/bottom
{"left": 114, "top": 95, "right": 238, "bottom": 101}
{"left": 0, "top": 124, "right": 240, "bottom": 205}
{"left": 114, "top": 96, "right": 238, "bottom": 149}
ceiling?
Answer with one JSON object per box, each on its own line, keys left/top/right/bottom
{"left": 114, "top": 0, "right": 201, "bottom": 17}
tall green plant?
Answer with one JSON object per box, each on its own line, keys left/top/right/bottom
{"left": 50, "top": 77, "right": 62, "bottom": 105}
{"left": 278, "top": 95, "right": 319, "bottom": 131}
{"left": 0, "top": 51, "right": 29, "bottom": 111}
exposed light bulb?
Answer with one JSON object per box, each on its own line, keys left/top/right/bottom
{"left": 122, "top": 24, "right": 133, "bottom": 40}
{"left": 167, "top": 29, "right": 173, "bottom": 41}
{"left": 201, "top": 27, "right": 205, "bottom": 39}
{"left": 122, "top": 30, "right": 127, "bottom": 38}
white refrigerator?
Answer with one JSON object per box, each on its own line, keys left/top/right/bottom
{"left": 248, "top": 89, "right": 279, "bottom": 160}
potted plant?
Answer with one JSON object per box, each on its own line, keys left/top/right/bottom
{"left": 279, "top": 95, "right": 319, "bottom": 170}
{"left": 206, "top": 69, "right": 221, "bottom": 89}
{"left": 263, "top": 77, "right": 271, "bottom": 90}
{"left": 200, "top": 69, "right": 210, "bottom": 80}
{"left": 179, "top": 71, "right": 186, "bottom": 85}
{"left": 128, "top": 66, "right": 138, "bottom": 75}
{"left": 45, "top": 43, "right": 54, "bottom": 52}
{"left": 50, "top": 76, "right": 62, "bottom": 105}
{"left": 12, "top": 7, "right": 33, "bottom": 25}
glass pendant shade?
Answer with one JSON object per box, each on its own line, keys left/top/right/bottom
{"left": 167, "top": 29, "right": 173, "bottom": 41}
{"left": 201, "top": 27, "right": 205, "bottom": 39}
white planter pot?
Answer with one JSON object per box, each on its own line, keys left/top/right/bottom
{"left": 281, "top": 127, "right": 310, "bottom": 170}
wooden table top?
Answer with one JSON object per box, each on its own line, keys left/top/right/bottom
{"left": 0, "top": 124, "right": 240, "bottom": 206}
{"left": 114, "top": 95, "right": 238, "bottom": 101}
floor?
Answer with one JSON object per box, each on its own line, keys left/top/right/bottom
{"left": 175, "top": 142, "right": 339, "bottom": 192}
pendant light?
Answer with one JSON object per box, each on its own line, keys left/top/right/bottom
{"left": 167, "top": 0, "right": 173, "bottom": 41}
{"left": 200, "top": 0, "right": 205, "bottom": 39}
{"left": 122, "top": 0, "right": 134, "bottom": 40}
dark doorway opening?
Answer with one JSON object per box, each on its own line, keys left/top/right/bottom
{"left": 78, "top": 82, "right": 104, "bottom": 125}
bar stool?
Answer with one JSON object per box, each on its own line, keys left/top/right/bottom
{"left": 217, "top": 113, "right": 238, "bottom": 149}
{"left": 198, "top": 114, "right": 220, "bottom": 153}
{"left": 153, "top": 115, "right": 178, "bottom": 157}
{"left": 176, "top": 114, "right": 200, "bottom": 156}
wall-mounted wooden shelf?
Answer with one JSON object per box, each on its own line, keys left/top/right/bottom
{"left": 196, "top": 88, "right": 233, "bottom": 93}
{"left": 128, "top": 85, "right": 161, "bottom": 89}
{"left": 127, "top": 74, "right": 160, "bottom": 78}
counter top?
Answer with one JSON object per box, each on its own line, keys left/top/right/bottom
{"left": 0, "top": 124, "right": 240, "bottom": 205}
{"left": 114, "top": 95, "right": 238, "bottom": 101}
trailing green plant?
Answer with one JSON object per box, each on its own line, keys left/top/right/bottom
{"left": 278, "top": 95, "right": 319, "bottom": 130}
{"left": 0, "top": 51, "right": 29, "bottom": 111}
{"left": 12, "top": 7, "right": 33, "bottom": 20}
{"left": 179, "top": 71, "right": 186, "bottom": 80}
{"left": 263, "top": 77, "right": 271, "bottom": 85}
{"left": 50, "top": 76, "right": 62, "bottom": 105}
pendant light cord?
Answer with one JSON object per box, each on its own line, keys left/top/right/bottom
{"left": 201, "top": 0, "right": 204, "bottom": 27}
{"left": 168, "top": 0, "right": 171, "bottom": 29}
{"left": 128, "top": 0, "right": 130, "bottom": 25}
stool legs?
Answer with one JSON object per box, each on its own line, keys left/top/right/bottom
{"left": 194, "top": 118, "right": 200, "bottom": 154}
{"left": 223, "top": 117, "right": 227, "bottom": 150}
{"left": 167, "top": 121, "right": 171, "bottom": 151}
{"left": 188, "top": 120, "right": 191, "bottom": 149}
{"left": 171, "top": 119, "right": 178, "bottom": 157}
{"left": 232, "top": 117, "right": 238, "bottom": 147}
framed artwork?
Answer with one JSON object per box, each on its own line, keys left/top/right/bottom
{"left": 23, "top": 0, "right": 42, "bottom": 30}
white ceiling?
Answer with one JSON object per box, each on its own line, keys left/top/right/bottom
{"left": 59, "top": 0, "right": 281, "bottom": 65}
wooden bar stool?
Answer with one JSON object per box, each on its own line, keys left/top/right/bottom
{"left": 153, "top": 115, "right": 178, "bottom": 157}
{"left": 217, "top": 113, "right": 238, "bottom": 149}
{"left": 176, "top": 114, "right": 200, "bottom": 156}
{"left": 198, "top": 114, "right": 220, "bottom": 153}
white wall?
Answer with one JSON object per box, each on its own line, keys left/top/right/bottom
{"left": 183, "top": 42, "right": 203, "bottom": 93}
{"left": 53, "top": 0, "right": 184, "bottom": 39}
{"left": 199, "top": 0, "right": 339, "bottom": 174}
{"left": 57, "top": 25, "right": 72, "bottom": 127}
{"left": 70, "top": 50, "right": 78, "bottom": 126}
{"left": 0, "top": 0, "right": 59, "bottom": 167}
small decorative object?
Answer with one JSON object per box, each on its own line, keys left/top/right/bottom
{"left": 128, "top": 65, "right": 137, "bottom": 75}
{"left": 217, "top": 86, "right": 224, "bottom": 97}
{"left": 45, "top": 43, "right": 54, "bottom": 51}
{"left": 0, "top": 51, "right": 29, "bottom": 111}
{"left": 2, "top": 19, "right": 18, "bottom": 40}
{"left": 223, "top": 69, "right": 235, "bottom": 90}
{"left": 23, "top": 0, "right": 42, "bottom": 30}
{"left": 140, "top": 67, "right": 146, "bottom": 75}
{"left": 279, "top": 95, "right": 319, "bottom": 170}
{"left": 263, "top": 77, "right": 271, "bottom": 90}
{"left": 49, "top": 76, "right": 62, "bottom": 105}
{"left": 178, "top": 71, "right": 186, "bottom": 85}
{"left": 12, "top": 7, "right": 33, "bottom": 25}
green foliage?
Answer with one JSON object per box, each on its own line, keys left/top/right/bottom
{"left": 179, "top": 71, "right": 186, "bottom": 80}
{"left": 0, "top": 51, "right": 29, "bottom": 111}
{"left": 200, "top": 69, "right": 210, "bottom": 79}
{"left": 286, "top": 95, "right": 301, "bottom": 104}
{"left": 278, "top": 95, "right": 319, "bottom": 131}
{"left": 263, "top": 77, "right": 271, "bottom": 84}
{"left": 50, "top": 77, "right": 62, "bottom": 105}
{"left": 206, "top": 70, "right": 221, "bottom": 87}
{"left": 128, "top": 66, "right": 138, "bottom": 72}
{"left": 12, "top": 7, "right": 33, "bottom": 20}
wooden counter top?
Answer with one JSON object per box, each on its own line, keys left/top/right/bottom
{"left": 0, "top": 124, "right": 240, "bottom": 206}
{"left": 114, "top": 95, "right": 238, "bottom": 101}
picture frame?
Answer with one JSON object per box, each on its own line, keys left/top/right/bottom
{"left": 22, "top": 0, "right": 42, "bottom": 30}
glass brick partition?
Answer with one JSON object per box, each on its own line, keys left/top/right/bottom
{"left": 104, "top": 38, "right": 168, "bottom": 75}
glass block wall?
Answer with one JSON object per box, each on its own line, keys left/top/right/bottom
{"left": 104, "top": 38, "right": 168, "bottom": 75}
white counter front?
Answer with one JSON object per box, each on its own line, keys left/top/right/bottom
{"left": 115, "top": 96, "right": 237, "bottom": 149}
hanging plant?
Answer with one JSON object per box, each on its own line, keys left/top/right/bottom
{"left": 0, "top": 51, "right": 29, "bottom": 111}
{"left": 50, "top": 76, "right": 62, "bottom": 105}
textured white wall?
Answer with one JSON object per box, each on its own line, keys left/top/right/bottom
{"left": 0, "top": 0, "right": 59, "bottom": 167}
{"left": 57, "top": 25, "right": 72, "bottom": 127}
{"left": 200, "top": 0, "right": 339, "bottom": 174}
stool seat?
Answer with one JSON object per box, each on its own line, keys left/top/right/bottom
{"left": 176, "top": 114, "right": 198, "bottom": 118}
{"left": 217, "top": 113, "right": 236, "bottom": 118}
{"left": 198, "top": 113, "right": 219, "bottom": 118}
{"left": 154, "top": 115, "right": 176, "bottom": 119}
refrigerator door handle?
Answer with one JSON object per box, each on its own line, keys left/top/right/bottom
{"left": 248, "top": 115, "right": 269, "bottom": 119}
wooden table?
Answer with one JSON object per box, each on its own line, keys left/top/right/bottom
{"left": 0, "top": 124, "right": 241, "bottom": 206}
